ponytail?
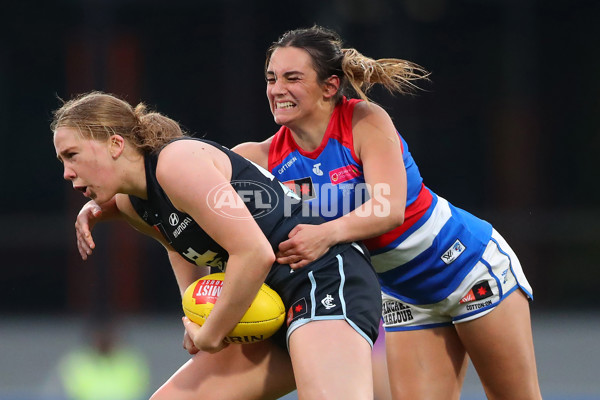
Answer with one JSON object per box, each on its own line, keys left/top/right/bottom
{"left": 341, "top": 48, "right": 430, "bottom": 102}
{"left": 266, "top": 26, "right": 430, "bottom": 104}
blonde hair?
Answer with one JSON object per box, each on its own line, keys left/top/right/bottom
{"left": 266, "top": 25, "right": 430, "bottom": 103}
{"left": 341, "top": 48, "right": 429, "bottom": 102}
{"left": 51, "top": 91, "right": 187, "bottom": 153}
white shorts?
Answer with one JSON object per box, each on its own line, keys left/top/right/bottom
{"left": 381, "top": 229, "right": 533, "bottom": 331}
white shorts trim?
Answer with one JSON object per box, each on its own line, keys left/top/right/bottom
{"left": 381, "top": 229, "right": 533, "bottom": 331}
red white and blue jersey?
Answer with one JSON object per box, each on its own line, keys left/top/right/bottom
{"left": 268, "top": 97, "right": 493, "bottom": 305}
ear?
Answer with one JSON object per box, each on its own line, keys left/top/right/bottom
{"left": 108, "top": 135, "right": 125, "bottom": 159}
{"left": 323, "top": 75, "right": 340, "bottom": 99}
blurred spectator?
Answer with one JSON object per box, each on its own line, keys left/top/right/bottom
{"left": 44, "top": 318, "right": 150, "bottom": 400}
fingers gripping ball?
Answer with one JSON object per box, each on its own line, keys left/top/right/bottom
{"left": 182, "top": 273, "right": 285, "bottom": 344}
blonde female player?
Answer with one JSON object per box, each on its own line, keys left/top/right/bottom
{"left": 53, "top": 91, "right": 382, "bottom": 400}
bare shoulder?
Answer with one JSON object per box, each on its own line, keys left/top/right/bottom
{"left": 352, "top": 101, "right": 392, "bottom": 125}
{"left": 231, "top": 136, "right": 273, "bottom": 169}
{"left": 159, "top": 138, "right": 218, "bottom": 160}
{"left": 352, "top": 101, "right": 397, "bottom": 140}
{"left": 114, "top": 193, "right": 137, "bottom": 217}
{"left": 157, "top": 139, "right": 223, "bottom": 175}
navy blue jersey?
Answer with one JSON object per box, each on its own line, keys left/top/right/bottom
{"left": 128, "top": 138, "right": 382, "bottom": 347}
{"left": 129, "top": 138, "right": 320, "bottom": 271}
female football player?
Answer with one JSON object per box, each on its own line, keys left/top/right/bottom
{"left": 236, "top": 26, "right": 542, "bottom": 400}
{"left": 53, "top": 91, "right": 382, "bottom": 400}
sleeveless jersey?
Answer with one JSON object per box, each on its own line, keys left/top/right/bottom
{"left": 268, "top": 97, "right": 493, "bottom": 305}
{"left": 129, "top": 138, "right": 318, "bottom": 273}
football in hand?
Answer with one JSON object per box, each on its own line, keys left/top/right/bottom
{"left": 182, "top": 273, "right": 285, "bottom": 344}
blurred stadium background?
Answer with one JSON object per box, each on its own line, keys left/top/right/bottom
{"left": 1, "top": 0, "right": 599, "bottom": 399}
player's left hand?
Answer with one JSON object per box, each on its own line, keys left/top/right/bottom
{"left": 276, "top": 224, "right": 335, "bottom": 269}
{"left": 182, "top": 317, "right": 229, "bottom": 354}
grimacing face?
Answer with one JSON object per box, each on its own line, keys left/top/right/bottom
{"left": 266, "top": 46, "right": 328, "bottom": 128}
{"left": 54, "top": 126, "right": 117, "bottom": 204}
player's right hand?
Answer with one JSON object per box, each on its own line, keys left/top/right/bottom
{"left": 183, "top": 328, "right": 200, "bottom": 355}
{"left": 183, "top": 317, "right": 229, "bottom": 354}
{"left": 75, "top": 200, "right": 102, "bottom": 260}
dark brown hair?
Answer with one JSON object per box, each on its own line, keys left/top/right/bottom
{"left": 265, "top": 25, "right": 430, "bottom": 103}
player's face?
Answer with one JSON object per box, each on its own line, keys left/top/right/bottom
{"left": 54, "top": 127, "right": 117, "bottom": 203}
{"left": 266, "top": 46, "right": 327, "bottom": 127}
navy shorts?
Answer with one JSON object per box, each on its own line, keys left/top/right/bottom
{"left": 266, "top": 243, "right": 382, "bottom": 350}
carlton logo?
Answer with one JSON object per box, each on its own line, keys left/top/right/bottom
{"left": 206, "top": 180, "right": 279, "bottom": 219}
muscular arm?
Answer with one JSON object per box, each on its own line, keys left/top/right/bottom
{"left": 277, "top": 102, "right": 407, "bottom": 268}
{"left": 157, "top": 140, "right": 276, "bottom": 352}
{"left": 328, "top": 102, "right": 407, "bottom": 240}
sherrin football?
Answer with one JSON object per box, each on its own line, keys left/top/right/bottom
{"left": 182, "top": 273, "right": 285, "bottom": 344}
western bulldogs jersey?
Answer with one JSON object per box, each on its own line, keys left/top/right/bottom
{"left": 129, "top": 138, "right": 318, "bottom": 272}
{"left": 268, "top": 97, "right": 493, "bottom": 305}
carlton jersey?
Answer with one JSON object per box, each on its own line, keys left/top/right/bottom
{"left": 129, "top": 137, "right": 316, "bottom": 272}
{"left": 268, "top": 97, "right": 493, "bottom": 305}
{"left": 128, "top": 138, "right": 382, "bottom": 346}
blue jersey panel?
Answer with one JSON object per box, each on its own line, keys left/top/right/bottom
{"left": 274, "top": 138, "right": 364, "bottom": 221}
{"left": 379, "top": 203, "right": 493, "bottom": 304}
{"left": 399, "top": 135, "right": 423, "bottom": 206}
